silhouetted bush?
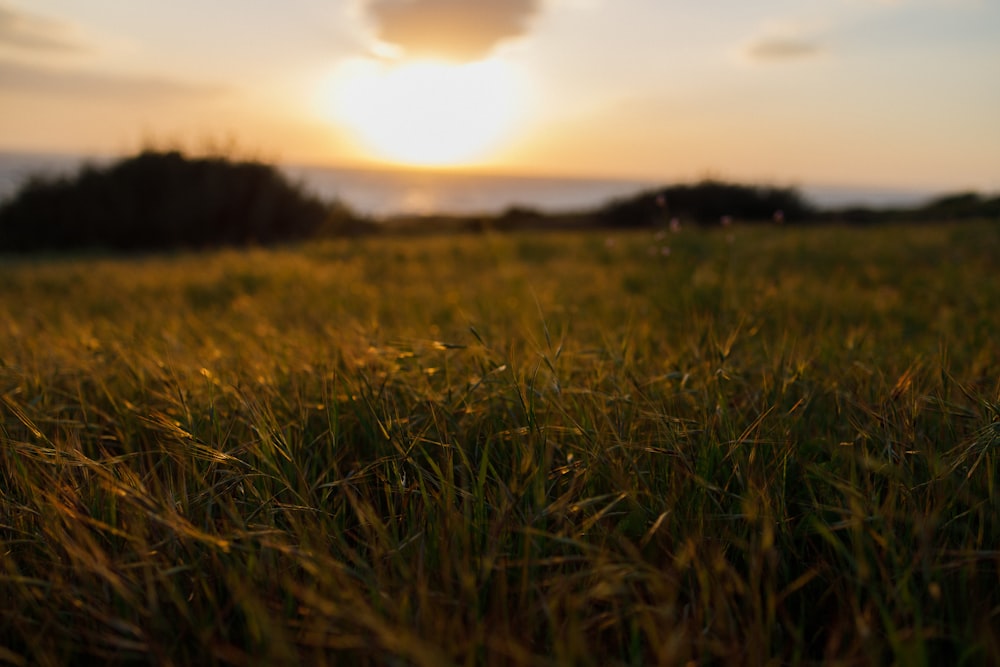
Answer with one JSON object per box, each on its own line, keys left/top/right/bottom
{"left": 917, "top": 192, "right": 1000, "bottom": 221}
{"left": 816, "top": 191, "right": 1000, "bottom": 225}
{"left": 0, "top": 150, "right": 354, "bottom": 251}
{"left": 597, "top": 180, "right": 814, "bottom": 227}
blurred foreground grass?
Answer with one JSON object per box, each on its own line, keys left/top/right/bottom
{"left": 1, "top": 221, "right": 999, "bottom": 665}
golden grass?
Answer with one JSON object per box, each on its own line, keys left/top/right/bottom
{"left": 1, "top": 221, "right": 999, "bottom": 665}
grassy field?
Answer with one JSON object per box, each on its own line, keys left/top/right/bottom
{"left": 1, "top": 221, "right": 999, "bottom": 665}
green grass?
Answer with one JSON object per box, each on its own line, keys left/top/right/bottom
{"left": 1, "top": 221, "right": 999, "bottom": 665}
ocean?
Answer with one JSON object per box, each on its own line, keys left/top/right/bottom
{"left": 0, "top": 150, "right": 938, "bottom": 217}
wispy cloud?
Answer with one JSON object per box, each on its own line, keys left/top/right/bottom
{"left": 745, "top": 36, "right": 823, "bottom": 62}
{"left": 365, "top": 0, "right": 541, "bottom": 61}
{"left": 0, "top": 4, "right": 88, "bottom": 53}
{"left": 0, "top": 59, "right": 228, "bottom": 100}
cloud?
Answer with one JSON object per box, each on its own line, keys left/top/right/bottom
{"left": 365, "top": 0, "right": 541, "bottom": 61}
{"left": 744, "top": 36, "right": 823, "bottom": 62}
{"left": 0, "top": 4, "right": 88, "bottom": 53}
{"left": 0, "top": 59, "right": 228, "bottom": 100}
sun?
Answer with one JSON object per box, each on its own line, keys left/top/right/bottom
{"left": 322, "top": 57, "right": 524, "bottom": 167}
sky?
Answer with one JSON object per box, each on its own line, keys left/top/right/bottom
{"left": 1, "top": 0, "right": 998, "bottom": 192}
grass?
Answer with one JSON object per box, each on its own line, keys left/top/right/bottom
{"left": 1, "top": 221, "right": 999, "bottom": 665}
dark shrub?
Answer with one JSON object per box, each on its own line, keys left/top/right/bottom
{"left": 598, "top": 180, "right": 814, "bottom": 227}
{"left": 817, "top": 191, "right": 1000, "bottom": 225}
{"left": 917, "top": 192, "right": 1000, "bottom": 221}
{"left": 0, "top": 150, "right": 346, "bottom": 251}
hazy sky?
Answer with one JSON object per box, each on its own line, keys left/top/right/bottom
{"left": 1, "top": 0, "right": 998, "bottom": 191}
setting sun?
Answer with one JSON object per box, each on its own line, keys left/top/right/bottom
{"left": 321, "top": 58, "right": 525, "bottom": 167}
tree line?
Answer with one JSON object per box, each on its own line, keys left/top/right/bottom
{"left": 0, "top": 150, "right": 996, "bottom": 252}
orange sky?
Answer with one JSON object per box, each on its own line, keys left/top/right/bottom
{"left": 1, "top": 0, "right": 998, "bottom": 192}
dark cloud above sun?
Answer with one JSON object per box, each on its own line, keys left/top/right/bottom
{"left": 365, "top": 0, "right": 541, "bottom": 62}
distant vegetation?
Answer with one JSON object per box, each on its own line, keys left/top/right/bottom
{"left": 597, "top": 180, "right": 814, "bottom": 227}
{"left": 817, "top": 191, "right": 1000, "bottom": 225}
{"left": 0, "top": 150, "right": 362, "bottom": 251}
{"left": 0, "top": 149, "right": 997, "bottom": 252}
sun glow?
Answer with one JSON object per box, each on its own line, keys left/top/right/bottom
{"left": 322, "top": 58, "right": 525, "bottom": 167}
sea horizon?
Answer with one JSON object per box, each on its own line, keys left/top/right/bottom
{"left": 0, "top": 149, "right": 947, "bottom": 218}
